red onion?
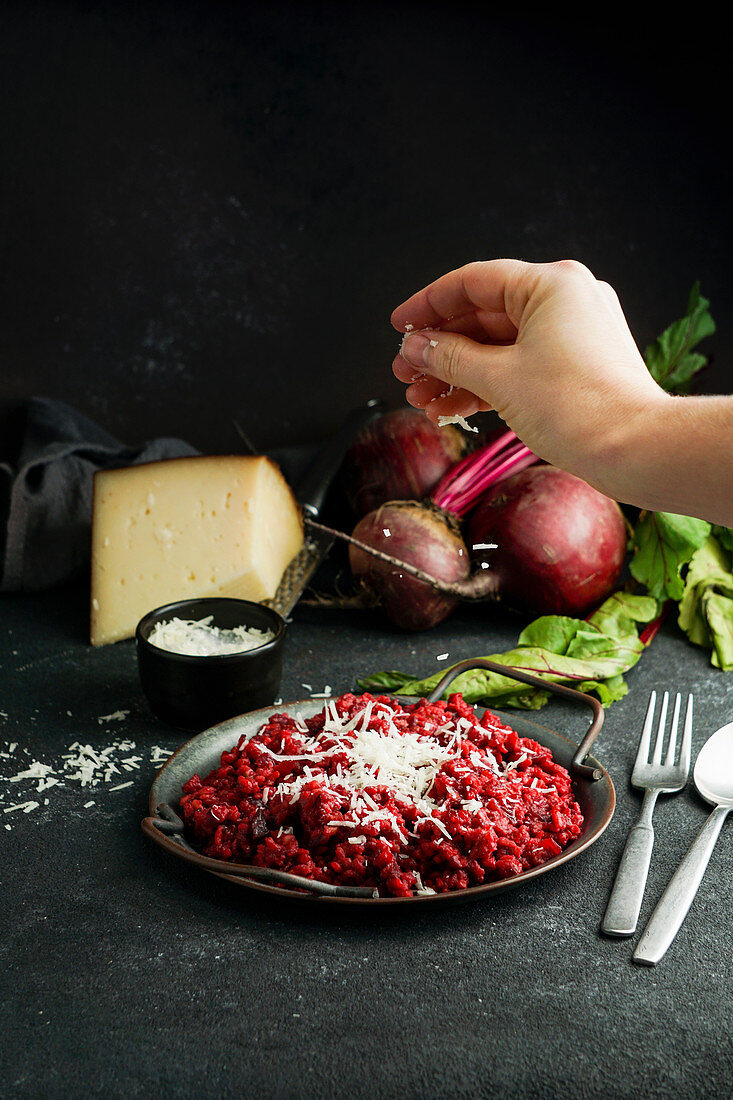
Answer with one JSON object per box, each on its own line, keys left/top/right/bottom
{"left": 341, "top": 409, "right": 467, "bottom": 516}
{"left": 468, "top": 466, "right": 627, "bottom": 617}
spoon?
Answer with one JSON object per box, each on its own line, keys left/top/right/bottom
{"left": 633, "top": 721, "right": 733, "bottom": 966}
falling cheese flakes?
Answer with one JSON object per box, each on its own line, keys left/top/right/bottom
{"left": 308, "top": 684, "right": 333, "bottom": 699}
{"left": 436, "top": 414, "right": 479, "bottom": 434}
{"left": 97, "top": 709, "right": 131, "bottom": 724}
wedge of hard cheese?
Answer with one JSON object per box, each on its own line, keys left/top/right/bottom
{"left": 90, "top": 455, "right": 303, "bottom": 646}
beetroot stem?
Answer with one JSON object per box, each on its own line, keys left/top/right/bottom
{"left": 447, "top": 448, "right": 535, "bottom": 516}
{"left": 305, "top": 519, "right": 497, "bottom": 600}
{"left": 430, "top": 429, "right": 516, "bottom": 501}
{"left": 433, "top": 435, "right": 538, "bottom": 518}
{"left": 639, "top": 600, "right": 673, "bottom": 646}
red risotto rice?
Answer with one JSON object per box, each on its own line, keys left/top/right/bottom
{"left": 179, "top": 692, "right": 584, "bottom": 897}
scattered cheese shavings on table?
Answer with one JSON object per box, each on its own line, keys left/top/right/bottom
{"left": 8, "top": 761, "right": 56, "bottom": 784}
{"left": 0, "top": 738, "right": 176, "bottom": 824}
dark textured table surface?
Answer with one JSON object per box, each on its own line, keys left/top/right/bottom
{"left": 1, "top": 584, "right": 731, "bottom": 1100}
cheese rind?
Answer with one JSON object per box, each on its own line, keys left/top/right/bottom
{"left": 90, "top": 455, "right": 303, "bottom": 646}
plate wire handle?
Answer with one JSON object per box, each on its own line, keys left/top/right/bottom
{"left": 141, "top": 805, "right": 378, "bottom": 898}
{"left": 425, "top": 657, "right": 604, "bottom": 781}
{"left": 152, "top": 802, "right": 186, "bottom": 835}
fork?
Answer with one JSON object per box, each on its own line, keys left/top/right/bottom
{"left": 601, "top": 690, "right": 693, "bottom": 937}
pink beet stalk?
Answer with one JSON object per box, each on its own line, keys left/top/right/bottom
{"left": 431, "top": 430, "right": 539, "bottom": 518}
{"left": 639, "top": 600, "right": 673, "bottom": 646}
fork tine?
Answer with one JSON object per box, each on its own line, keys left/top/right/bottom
{"left": 664, "top": 693, "right": 682, "bottom": 766}
{"left": 679, "top": 694, "right": 694, "bottom": 775}
{"left": 651, "top": 691, "right": 669, "bottom": 765}
{"left": 637, "top": 690, "right": 657, "bottom": 764}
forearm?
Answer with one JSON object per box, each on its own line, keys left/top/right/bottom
{"left": 589, "top": 394, "right": 733, "bottom": 527}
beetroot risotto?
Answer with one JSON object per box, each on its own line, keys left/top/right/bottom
{"left": 179, "top": 693, "right": 584, "bottom": 897}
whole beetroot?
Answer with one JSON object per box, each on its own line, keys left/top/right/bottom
{"left": 348, "top": 501, "right": 471, "bottom": 630}
{"left": 341, "top": 408, "right": 467, "bottom": 517}
{"left": 468, "top": 466, "right": 628, "bottom": 617}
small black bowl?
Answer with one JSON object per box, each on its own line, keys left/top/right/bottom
{"left": 135, "top": 597, "right": 286, "bottom": 731}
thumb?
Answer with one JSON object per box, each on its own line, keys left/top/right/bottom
{"left": 400, "top": 329, "right": 506, "bottom": 403}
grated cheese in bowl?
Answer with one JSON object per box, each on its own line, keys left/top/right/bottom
{"left": 147, "top": 615, "right": 274, "bottom": 657}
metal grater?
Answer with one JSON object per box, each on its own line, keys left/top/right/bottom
{"left": 262, "top": 399, "right": 385, "bottom": 618}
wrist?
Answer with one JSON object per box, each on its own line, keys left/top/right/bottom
{"left": 584, "top": 390, "right": 676, "bottom": 509}
{"left": 588, "top": 392, "right": 733, "bottom": 526}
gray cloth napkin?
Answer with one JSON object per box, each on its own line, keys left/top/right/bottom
{"left": 0, "top": 398, "right": 197, "bottom": 592}
{"left": 0, "top": 398, "right": 320, "bottom": 593}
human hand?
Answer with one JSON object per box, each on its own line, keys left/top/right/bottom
{"left": 392, "top": 259, "right": 671, "bottom": 493}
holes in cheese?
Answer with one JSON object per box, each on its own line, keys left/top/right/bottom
{"left": 89, "top": 455, "right": 303, "bottom": 646}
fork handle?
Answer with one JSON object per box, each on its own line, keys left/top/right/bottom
{"left": 601, "top": 820, "right": 656, "bottom": 936}
{"left": 632, "top": 804, "right": 730, "bottom": 966}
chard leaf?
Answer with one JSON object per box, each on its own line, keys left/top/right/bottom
{"left": 353, "top": 669, "right": 416, "bottom": 693}
{"left": 712, "top": 525, "right": 733, "bottom": 554}
{"left": 357, "top": 592, "right": 657, "bottom": 710}
{"left": 630, "top": 511, "right": 711, "bottom": 601}
{"left": 516, "top": 615, "right": 580, "bottom": 651}
{"left": 584, "top": 589, "right": 659, "bottom": 633}
{"left": 577, "top": 673, "right": 628, "bottom": 707}
{"left": 677, "top": 536, "right": 733, "bottom": 670}
{"left": 643, "top": 282, "right": 716, "bottom": 394}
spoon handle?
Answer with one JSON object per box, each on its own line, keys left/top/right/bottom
{"left": 633, "top": 804, "right": 730, "bottom": 966}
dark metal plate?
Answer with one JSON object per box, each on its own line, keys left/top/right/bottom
{"left": 146, "top": 696, "right": 615, "bottom": 906}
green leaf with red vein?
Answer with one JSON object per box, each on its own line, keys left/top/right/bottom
{"left": 357, "top": 592, "right": 657, "bottom": 710}
{"left": 629, "top": 511, "right": 711, "bottom": 601}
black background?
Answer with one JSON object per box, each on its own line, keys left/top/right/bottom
{"left": 2, "top": 1, "right": 732, "bottom": 463}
